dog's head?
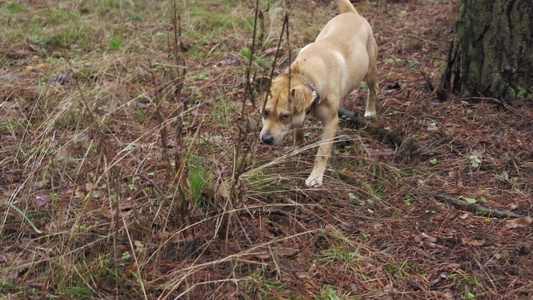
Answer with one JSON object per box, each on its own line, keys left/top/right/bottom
{"left": 255, "top": 74, "right": 317, "bottom": 145}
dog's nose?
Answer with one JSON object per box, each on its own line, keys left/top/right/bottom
{"left": 260, "top": 134, "right": 274, "bottom": 145}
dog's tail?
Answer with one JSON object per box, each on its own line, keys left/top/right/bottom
{"left": 338, "top": 0, "right": 358, "bottom": 14}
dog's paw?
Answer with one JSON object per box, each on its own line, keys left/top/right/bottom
{"left": 364, "top": 110, "right": 376, "bottom": 117}
{"left": 305, "top": 174, "right": 323, "bottom": 187}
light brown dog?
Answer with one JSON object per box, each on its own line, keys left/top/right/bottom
{"left": 259, "top": 0, "right": 379, "bottom": 187}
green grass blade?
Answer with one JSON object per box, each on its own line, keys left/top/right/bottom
{"left": 3, "top": 200, "right": 42, "bottom": 234}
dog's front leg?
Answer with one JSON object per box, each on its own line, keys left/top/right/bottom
{"left": 305, "top": 114, "right": 338, "bottom": 187}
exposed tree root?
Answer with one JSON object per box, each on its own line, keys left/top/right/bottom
{"left": 435, "top": 195, "right": 525, "bottom": 219}
{"left": 338, "top": 107, "right": 403, "bottom": 145}
{"left": 338, "top": 107, "right": 433, "bottom": 162}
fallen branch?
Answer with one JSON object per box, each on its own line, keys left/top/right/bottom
{"left": 338, "top": 107, "right": 403, "bottom": 146}
{"left": 435, "top": 195, "right": 525, "bottom": 219}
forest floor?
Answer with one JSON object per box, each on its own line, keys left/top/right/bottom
{"left": 1, "top": 0, "right": 532, "bottom": 299}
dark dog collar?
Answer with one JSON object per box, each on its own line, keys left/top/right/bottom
{"left": 293, "top": 74, "right": 321, "bottom": 114}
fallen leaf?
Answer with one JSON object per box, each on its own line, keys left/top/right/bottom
{"left": 518, "top": 242, "right": 531, "bottom": 255}
{"left": 215, "top": 54, "right": 240, "bottom": 67}
{"left": 296, "top": 271, "right": 314, "bottom": 278}
{"left": 0, "top": 254, "right": 7, "bottom": 264}
{"left": 0, "top": 73, "right": 16, "bottom": 80}
{"left": 50, "top": 73, "right": 69, "bottom": 85}
{"left": 427, "top": 123, "right": 438, "bottom": 131}
{"left": 461, "top": 238, "right": 485, "bottom": 247}
{"left": 421, "top": 232, "right": 437, "bottom": 243}
{"left": 34, "top": 181, "right": 46, "bottom": 190}
{"left": 264, "top": 46, "right": 282, "bottom": 55}
{"left": 504, "top": 217, "right": 532, "bottom": 229}
{"left": 339, "top": 221, "right": 354, "bottom": 230}
{"left": 35, "top": 194, "right": 50, "bottom": 209}
{"left": 55, "top": 147, "right": 70, "bottom": 159}
{"left": 85, "top": 182, "right": 94, "bottom": 191}
{"left": 10, "top": 269, "right": 19, "bottom": 280}
{"left": 23, "top": 281, "right": 45, "bottom": 291}
{"left": 74, "top": 132, "right": 89, "bottom": 142}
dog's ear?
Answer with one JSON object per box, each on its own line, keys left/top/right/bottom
{"left": 291, "top": 87, "right": 308, "bottom": 112}
{"left": 291, "top": 87, "right": 316, "bottom": 113}
{"left": 253, "top": 76, "right": 271, "bottom": 92}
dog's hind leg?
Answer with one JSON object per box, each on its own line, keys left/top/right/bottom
{"left": 305, "top": 112, "right": 339, "bottom": 187}
{"left": 364, "top": 36, "right": 379, "bottom": 117}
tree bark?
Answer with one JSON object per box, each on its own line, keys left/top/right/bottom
{"left": 442, "top": 0, "right": 533, "bottom": 100}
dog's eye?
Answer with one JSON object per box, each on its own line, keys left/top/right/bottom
{"left": 279, "top": 115, "right": 289, "bottom": 121}
{"left": 263, "top": 110, "right": 270, "bottom": 117}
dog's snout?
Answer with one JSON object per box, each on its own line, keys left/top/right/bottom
{"left": 260, "top": 134, "right": 274, "bottom": 145}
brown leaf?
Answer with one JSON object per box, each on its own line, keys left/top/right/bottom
{"left": 504, "top": 217, "right": 533, "bottom": 229}
{"left": 215, "top": 54, "right": 240, "bottom": 67}
{"left": 0, "top": 254, "right": 7, "bottom": 264}
{"left": 35, "top": 194, "right": 50, "bottom": 209}
{"left": 339, "top": 221, "right": 354, "bottom": 230}
{"left": 55, "top": 147, "right": 70, "bottom": 159}
{"left": 34, "top": 181, "right": 46, "bottom": 190}
{"left": 518, "top": 242, "right": 531, "bottom": 255}
{"left": 264, "top": 46, "right": 282, "bottom": 55}
{"left": 23, "top": 281, "right": 45, "bottom": 291}
{"left": 421, "top": 232, "right": 437, "bottom": 243}
{"left": 461, "top": 238, "right": 485, "bottom": 247}
{"left": 426, "top": 123, "right": 438, "bottom": 131}
{"left": 10, "top": 269, "right": 19, "bottom": 280}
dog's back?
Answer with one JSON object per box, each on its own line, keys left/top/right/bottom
{"left": 296, "top": 0, "right": 375, "bottom": 97}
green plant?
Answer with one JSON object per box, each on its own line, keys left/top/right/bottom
{"left": 497, "top": 170, "right": 519, "bottom": 189}
{"left": 406, "top": 58, "right": 422, "bottom": 71}
{"left": 316, "top": 247, "right": 360, "bottom": 271}
{"left": 2, "top": 2, "right": 23, "bottom": 13}
{"left": 189, "top": 167, "right": 207, "bottom": 206}
{"left": 469, "top": 155, "right": 481, "bottom": 168}
{"left": 196, "top": 73, "right": 209, "bottom": 80}
{"left": 359, "top": 81, "right": 368, "bottom": 92}
{"left": 434, "top": 60, "right": 446, "bottom": 72}
{"left": 361, "top": 181, "right": 384, "bottom": 199}
{"left": 404, "top": 194, "right": 412, "bottom": 206}
{"left": 316, "top": 285, "right": 352, "bottom": 300}
{"left": 109, "top": 37, "right": 123, "bottom": 50}
{"left": 423, "top": 118, "right": 438, "bottom": 126}
{"left": 0, "top": 280, "right": 17, "bottom": 293}
{"left": 122, "top": 251, "right": 131, "bottom": 260}
{"left": 65, "top": 286, "right": 91, "bottom": 299}
{"left": 385, "top": 57, "right": 402, "bottom": 66}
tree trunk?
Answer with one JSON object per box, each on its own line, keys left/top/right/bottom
{"left": 442, "top": 0, "right": 532, "bottom": 100}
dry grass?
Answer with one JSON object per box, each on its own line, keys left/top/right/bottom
{"left": 1, "top": 0, "right": 532, "bottom": 299}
